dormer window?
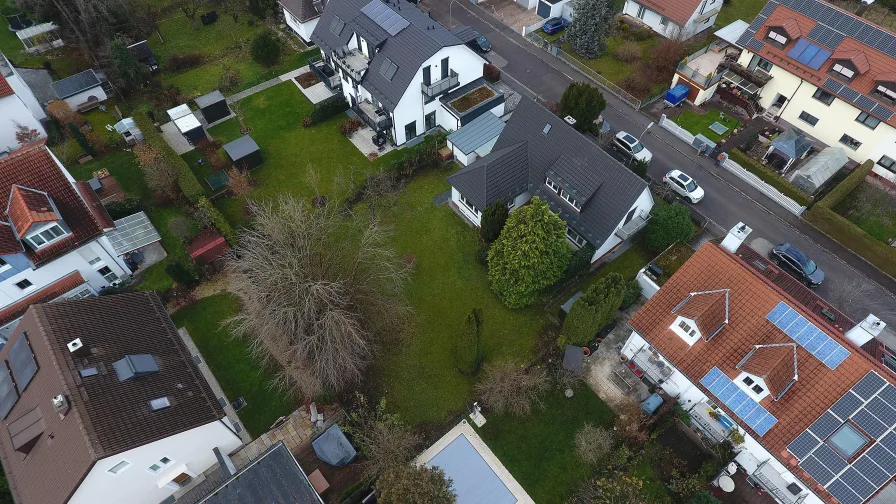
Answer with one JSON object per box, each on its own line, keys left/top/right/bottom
{"left": 766, "top": 29, "right": 789, "bottom": 48}
{"left": 670, "top": 315, "right": 702, "bottom": 346}
{"left": 25, "top": 223, "right": 67, "bottom": 249}
{"left": 545, "top": 177, "right": 582, "bottom": 211}
{"left": 736, "top": 371, "right": 770, "bottom": 401}
{"left": 873, "top": 82, "right": 896, "bottom": 104}
{"left": 829, "top": 61, "right": 856, "bottom": 82}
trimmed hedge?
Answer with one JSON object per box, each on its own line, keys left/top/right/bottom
{"left": 197, "top": 197, "right": 236, "bottom": 244}
{"left": 133, "top": 113, "right": 206, "bottom": 203}
{"left": 804, "top": 205, "right": 896, "bottom": 278}
{"left": 728, "top": 149, "right": 812, "bottom": 207}
{"left": 816, "top": 160, "right": 874, "bottom": 209}
{"left": 310, "top": 96, "right": 349, "bottom": 124}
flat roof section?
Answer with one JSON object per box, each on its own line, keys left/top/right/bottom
{"left": 416, "top": 421, "right": 534, "bottom": 504}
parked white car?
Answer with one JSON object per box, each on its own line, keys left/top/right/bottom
{"left": 613, "top": 131, "right": 652, "bottom": 164}
{"left": 663, "top": 169, "right": 705, "bottom": 203}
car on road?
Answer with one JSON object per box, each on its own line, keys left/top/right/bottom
{"left": 613, "top": 131, "right": 653, "bottom": 164}
{"left": 770, "top": 243, "right": 825, "bottom": 287}
{"left": 466, "top": 34, "right": 491, "bottom": 53}
{"left": 542, "top": 17, "right": 569, "bottom": 35}
{"left": 663, "top": 169, "right": 704, "bottom": 203}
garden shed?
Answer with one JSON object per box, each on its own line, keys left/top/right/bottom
{"left": 195, "top": 90, "right": 230, "bottom": 124}
{"left": 791, "top": 147, "right": 849, "bottom": 194}
{"left": 167, "top": 104, "right": 206, "bottom": 145}
{"left": 764, "top": 128, "right": 814, "bottom": 171}
{"left": 113, "top": 117, "right": 143, "bottom": 145}
{"left": 222, "top": 135, "right": 262, "bottom": 171}
{"left": 187, "top": 229, "right": 230, "bottom": 266}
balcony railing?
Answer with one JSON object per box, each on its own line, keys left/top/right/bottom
{"left": 751, "top": 460, "right": 808, "bottom": 504}
{"left": 676, "top": 43, "right": 728, "bottom": 88}
{"left": 631, "top": 346, "right": 675, "bottom": 384}
{"left": 332, "top": 46, "right": 368, "bottom": 82}
{"left": 688, "top": 402, "right": 730, "bottom": 445}
{"left": 615, "top": 210, "right": 650, "bottom": 240}
{"left": 310, "top": 58, "right": 341, "bottom": 91}
{"left": 422, "top": 71, "right": 459, "bottom": 99}
{"left": 719, "top": 60, "right": 772, "bottom": 88}
{"left": 354, "top": 100, "right": 391, "bottom": 132}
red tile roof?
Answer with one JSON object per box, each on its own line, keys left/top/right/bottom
{"left": 0, "top": 74, "right": 13, "bottom": 98}
{"left": 0, "top": 271, "right": 86, "bottom": 326}
{"left": 0, "top": 223, "right": 24, "bottom": 256}
{"left": 187, "top": 228, "right": 229, "bottom": 266}
{"left": 7, "top": 186, "right": 59, "bottom": 237}
{"left": 635, "top": 0, "right": 703, "bottom": 26}
{"left": 629, "top": 243, "right": 894, "bottom": 501}
{"left": 74, "top": 181, "right": 114, "bottom": 230}
{"left": 0, "top": 144, "right": 105, "bottom": 266}
{"left": 748, "top": 3, "right": 896, "bottom": 128}
{"left": 739, "top": 344, "right": 797, "bottom": 400}
{"left": 674, "top": 290, "right": 728, "bottom": 339}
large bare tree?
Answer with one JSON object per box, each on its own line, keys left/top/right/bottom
{"left": 347, "top": 394, "right": 421, "bottom": 481}
{"left": 225, "top": 195, "right": 410, "bottom": 398}
{"left": 474, "top": 359, "right": 549, "bottom": 416}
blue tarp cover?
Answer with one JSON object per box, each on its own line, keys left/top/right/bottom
{"left": 312, "top": 424, "right": 357, "bottom": 466}
{"left": 665, "top": 83, "right": 690, "bottom": 106}
{"left": 428, "top": 434, "right": 516, "bottom": 504}
{"left": 641, "top": 393, "right": 663, "bottom": 415}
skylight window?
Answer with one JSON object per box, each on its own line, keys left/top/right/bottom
{"left": 542, "top": 124, "right": 552, "bottom": 135}
{"left": 379, "top": 58, "right": 398, "bottom": 80}
{"left": 786, "top": 39, "right": 832, "bottom": 70}
{"left": 329, "top": 16, "right": 345, "bottom": 36}
{"left": 149, "top": 397, "right": 171, "bottom": 411}
{"left": 828, "top": 422, "right": 868, "bottom": 459}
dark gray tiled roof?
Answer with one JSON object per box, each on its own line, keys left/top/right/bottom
{"left": 222, "top": 135, "right": 260, "bottom": 160}
{"left": 280, "top": 0, "right": 323, "bottom": 22}
{"left": 446, "top": 110, "right": 505, "bottom": 154}
{"left": 196, "top": 442, "right": 322, "bottom": 504}
{"left": 127, "top": 40, "right": 154, "bottom": 62}
{"left": 450, "top": 25, "right": 478, "bottom": 44}
{"left": 311, "top": 0, "right": 464, "bottom": 110}
{"left": 195, "top": 90, "right": 225, "bottom": 109}
{"left": 51, "top": 70, "right": 101, "bottom": 99}
{"left": 448, "top": 98, "right": 648, "bottom": 246}
{"left": 447, "top": 142, "right": 528, "bottom": 209}
{"left": 16, "top": 68, "right": 55, "bottom": 104}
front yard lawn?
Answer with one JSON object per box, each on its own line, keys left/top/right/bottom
{"left": 378, "top": 167, "right": 548, "bottom": 424}
{"left": 172, "top": 294, "right": 297, "bottom": 437}
{"left": 475, "top": 383, "right": 614, "bottom": 504}
{"left": 833, "top": 181, "right": 896, "bottom": 243}
{"left": 673, "top": 109, "right": 740, "bottom": 144}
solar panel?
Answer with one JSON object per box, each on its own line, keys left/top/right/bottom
{"left": 823, "top": 78, "right": 844, "bottom": 94}
{"left": 839, "top": 467, "right": 876, "bottom": 499}
{"left": 873, "top": 103, "right": 895, "bottom": 121}
{"left": 866, "top": 444, "right": 896, "bottom": 475}
{"left": 9, "top": 336, "right": 37, "bottom": 394}
{"left": 748, "top": 15, "right": 767, "bottom": 33}
{"left": 878, "top": 431, "right": 896, "bottom": 454}
{"left": 854, "top": 94, "right": 877, "bottom": 111}
{"left": 808, "top": 411, "right": 841, "bottom": 439}
{"left": 746, "top": 38, "right": 766, "bottom": 53}
{"left": 854, "top": 454, "right": 892, "bottom": 487}
{"left": 840, "top": 86, "right": 861, "bottom": 102}
{"left": 788, "top": 430, "right": 821, "bottom": 460}
{"left": 700, "top": 366, "right": 724, "bottom": 387}
{"left": 853, "top": 372, "right": 887, "bottom": 400}
{"left": 744, "top": 405, "right": 768, "bottom": 426}
{"left": 361, "top": 0, "right": 409, "bottom": 36}
{"left": 717, "top": 382, "right": 738, "bottom": 402}
{"left": 827, "top": 477, "right": 863, "bottom": 504}
{"left": 760, "top": 2, "right": 776, "bottom": 17}
{"left": 0, "top": 364, "right": 18, "bottom": 420}
{"left": 880, "top": 384, "right": 896, "bottom": 408}
{"left": 865, "top": 397, "right": 896, "bottom": 424}
{"left": 699, "top": 368, "right": 778, "bottom": 436}
{"left": 830, "top": 391, "right": 864, "bottom": 420}
{"left": 814, "top": 443, "right": 848, "bottom": 474}
{"left": 806, "top": 48, "right": 832, "bottom": 70}
{"left": 801, "top": 455, "right": 836, "bottom": 485}
{"left": 766, "top": 302, "right": 850, "bottom": 369}
{"left": 753, "top": 412, "right": 778, "bottom": 437}
{"left": 807, "top": 24, "right": 844, "bottom": 49}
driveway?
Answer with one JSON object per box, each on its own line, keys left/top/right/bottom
{"left": 421, "top": 0, "right": 896, "bottom": 327}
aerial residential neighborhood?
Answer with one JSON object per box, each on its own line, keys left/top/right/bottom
{"left": 0, "top": 0, "right": 895, "bottom": 503}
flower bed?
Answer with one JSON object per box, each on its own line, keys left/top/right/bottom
{"left": 449, "top": 86, "right": 495, "bottom": 113}
{"left": 295, "top": 71, "right": 321, "bottom": 89}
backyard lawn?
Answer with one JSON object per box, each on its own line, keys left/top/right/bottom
{"left": 715, "top": 0, "right": 768, "bottom": 28}
{"left": 475, "top": 384, "right": 615, "bottom": 504}
{"left": 673, "top": 109, "right": 741, "bottom": 144}
{"left": 833, "top": 181, "right": 896, "bottom": 243}
{"left": 172, "top": 294, "right": 297, "bottom": 437}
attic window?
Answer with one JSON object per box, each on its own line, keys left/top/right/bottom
{"left": 830, "top": 62, "right": 855, "bottom": 82}
{"left": 26, "top": 223, "right": 67, "bottom": 249}
{"left": 542, "top": 123, "right": 552, "bottom": 135}
{"left": 149, "top": 397, "right": 171, "bottom": 411}
{"left": 873, "top": 83, "right": 896, "bottom": 104}
{"left": 380, "top": 58, "right": 398, "bottom": 81}
{"left": 766, "top": 29, "right": 789, "bottom": 47}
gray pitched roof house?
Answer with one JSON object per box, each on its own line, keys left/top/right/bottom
{"left": 280, "top": 0, "right": 326, "bottom": 42}
{"left": 309, "top": 0, "right": 503, "bottom": 146}
{"left": 448, "top": 98, "right": 654, "bottom": 263}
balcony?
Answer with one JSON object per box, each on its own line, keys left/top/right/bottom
{"left": 719, "top": 60, "right": 772, "bottom": 89}
{"left": 354, "top": 100, "right": 391, "bottom": 132}
{"left": 676, "top": 42, "right": 733, "bottom": 88}
{"left": 749, "top": 460, "right": 808, "bottom": 504}
{"left": 332, "top": 46, "right": 368, "bottom": 82}
{"left": 689, "top": 401, "right": 731, "bottom": 445}
{"left": 630, "top": 346, "right": 675, "bottom": 384}
{"left": 615, "top": 210, "right": 650, "bottom": 240}
{"left": 310, "top": 58, "right": 341, "bottom": 91}
{"left": 422, "top": 70, "right": 459, "bottom": 99}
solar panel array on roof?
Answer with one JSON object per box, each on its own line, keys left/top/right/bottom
{"left": 700, "top": 367, "right": 779, "bottom": 436}
{"left": 807, "top": 24, "right": 845, "bottom": 49}
{"left": 786, "top": 39, "right": 832, "bottom": 70}
{"left": 361, "top": 0, "right": 409, "bottom": 36}
{"left": 746, "top": 37, "right": 766, "bottom": 53}
{"left": 0, "top": 364, "right": 18, "bottom": 419}
{"left": 776, "top": 0, "right": 896, "bottom": 57}
{"left": 786, "top": 371, "right": 896, "bottom": 504}
{"left": 8, "top": 336, "right": 37, "bottom": 394}
{"left": 767, "top": 301, "right": 851, "bottom": 369}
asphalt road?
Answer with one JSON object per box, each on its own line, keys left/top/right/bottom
{"left": 422, "top": 0, "right": 896, "bottom": 325}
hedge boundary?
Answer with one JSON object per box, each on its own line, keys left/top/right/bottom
{"left": 804, "top": 206, "right": 896, "bottom": 278}
{"left": 133, "top": 113, "right": 205, "bottom": 203}
{"left": 728, "top": 149, "right": 812, "bottom": 206}
{"left": 815, "top": 159, "right": 874, "bottom": 209}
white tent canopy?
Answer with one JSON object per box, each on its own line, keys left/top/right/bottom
{"left": 791, "top": 147, "right": 849, "bottom": 195}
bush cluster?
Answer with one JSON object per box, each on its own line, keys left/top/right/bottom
{"left": 339, "top": 118, "right": 364, "bottom": 136}
{"left": 483, "top": 63, "right": 501, "bottom": 83}
{"left": 166, "top": 53, "right": 205, "bottom": 72}
{"left": 133, "top": 113, "right": 205, "bottom": 203}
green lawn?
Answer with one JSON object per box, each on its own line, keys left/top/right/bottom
{"left": 171, "top": 294, "right": 297, "bottom": 437}
{"left": 833, "top": 182, "right": 896, "bottom": 243}
{"left": 629, "top": 444, "right": 673, "bottom": 503}
{"left": 673, "top": 109, "right": 740, "bottom": 143}
{"left": 476, "top": 384, "right": 614, "bottom": 504}
{"left": 652, "top": 242, "right": 696, "bottom": 286}
{"left": 378, "top": 167, "right": 549, "bottom": 424}
{"left": 715, "top": 0, "right": 769, "bottom": 28}
{"left": 583, "top": 238, "right": 653, "bottom": 290}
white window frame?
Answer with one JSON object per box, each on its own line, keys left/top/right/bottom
{"left": 839, "top": 133, "right": 862, "bottom": 151}
{"left": 147, "top": 456, "right": 174, "bottom": 475}
{"left": 798, "top": 111, "right": 819, "bottom": 127}
{"left": 565, "top": 227, "right": 586, "bottom": 248}
{"left": 735, "top": 371, "right": 770, "bottom": 401}
{"left": 0, "top": 257, "right": 10, "bottom": 274}
{"left": 874, "top": 83, "right": 896, "bottom": 102}
{"left": 97, "top": 266, "right": 119, "bottom": 283}
{"left": 767, "top": 30, "right": 788, "bottom": 45}
{"left": 66, "top": 287, "right": 94, "bottom": 300}
{"left": 545, "top": 177, "right": 561, "bottom": 194}
{"left": 25, "top": 223, "right": 67, "bottom": 249}
{"left": 88, "top": 257, "right": 104, "bottom": 268}
{"left": 458, "top": 194, "right": 480, "bottom": 217}
{"left": 507, "top": 200, "right": 515, "bottom": 210}
{"left": 831, "top": 63, "right": 855, "bottom": 80}
{"left": 856, "top": 112, "right": 880, "bottom": 130}
{"left": 670, "top": 316, "right": 701, "bottom": 346}
{"left": 636, "top": 5, "right": 646, "bottom": 19}
{"left": 14, "top": 279, "right": 33, "bottom": 291}
{"left": 107, "top": 460, "right": 132, "bottom": 475}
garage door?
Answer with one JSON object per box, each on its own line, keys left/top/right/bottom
{"left": 537, "top": 0, "right": 551, "bottom": 18}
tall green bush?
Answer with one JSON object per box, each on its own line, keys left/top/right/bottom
{"left": 132, "top": 113, "right": 205, "bottom": 203}
{"left": 453, "top": 308, "right": 483, "bottom": 375}
{"left": 67, "top": 123, "right": 95, "bottom": 156}
{"left": 560, "top": 82, "right": 606, "bottom": 133}
{"left": 645, "top": 203, "right": 692, "bottom": 253}
{"left": 250, "top": 31, "right": 282, "bottom": 67}
{"left": 197, "top": 197, "right": 236, "bottom": 244}
{"left": 310, "top": 96, "right": 349, "bottom": 123}
{"left": 562, "top": 272, "right": 626, "bottom": 345}
{"left": 480, "top": 200, "right": 509, "bottom": 243}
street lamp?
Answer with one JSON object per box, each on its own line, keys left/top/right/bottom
{"left": 449, "top": 0, "right": 461, "bottom": 29}
{"left": 638, "top": 121, "right": 654, "bottom": 143}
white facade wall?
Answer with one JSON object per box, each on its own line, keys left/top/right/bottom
{"left": 670, "top": 73, "right": 717, "bottom": 106}
{"left": 283, "top": 6, "right": 319, "bottom": 43}
{"left": 738, "top": 50, "right": 896, "bottom": 183}
{"left": 391, "top": 45, "right": 487, "bottom": 145}
{"left": 451, "top": 186, "right": 482, "bottom": 225}
{"left": 620, "top": 330, "right": 825, "bottom": 504}
{"left": 0, "top": 95, "right": 44, "bottom": 154}
{"left": 516, "top": 0, "right": 537, "bottom": 9}
{"left": 61, "top": 86, "right": 108, "bottom": 110}
{"left": 623, "top": 0, "right": 720, "bottom": 39}
{"left": 591, "top": 187, "right": 655, "bottom": 262}
{"left": 70, "top": 420, "right": 242, "bottom": 504}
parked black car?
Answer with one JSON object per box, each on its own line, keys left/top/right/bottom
{"left": 466, "top": 34, "right": 491, "bottom": 53}
{"left": 770, "top": 243, "right": 825, "bottom": 287}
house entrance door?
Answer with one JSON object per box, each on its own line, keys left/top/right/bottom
{"left": 404, "top": 121, "right": 417, "bottom": 141}
{"left": 425, "top": 111, "right": 436, "bottom": 132}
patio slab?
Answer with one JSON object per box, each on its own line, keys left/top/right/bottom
{"left": 290, "top": 65, "right": 337, "bottom": 105}
{"left": 345, "top": 117, "right": 396, "bottom": 158}
{"left": 479, "top": 0, "right": 542, "bottom": 33}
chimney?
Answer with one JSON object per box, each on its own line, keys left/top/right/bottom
{"left": 721, "top": 222, "right": 752, "bottom": 253}
{"left": 857, "top": 0, "right": 875, "bottom": 17}
{"left": 51, "top": 394, "right": 70, "bottom": 417}
{"left": 845, "top": 314, "right": 886, "bottom": 346}
{"left": 214, "top": 446, "right": 238, "bottom": 476}
{"left": 67, "top": 338, "right": 90, "bottom": 358}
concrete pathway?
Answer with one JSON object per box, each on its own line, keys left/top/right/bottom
{"left": 226, "top": 67, "right": 311, "bottom": 104}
